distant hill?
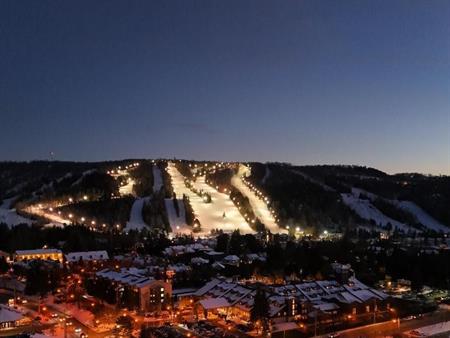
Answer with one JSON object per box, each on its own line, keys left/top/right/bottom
{"left": 1, "top": 160, "right": 448, "bottom": 234}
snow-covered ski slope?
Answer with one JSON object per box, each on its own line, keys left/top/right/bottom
{"left": 393, "top": 200, "right": 447, "bottom": 232}
{"left": 341, "top": 188, "right": 449, "bottom": 233}
{"left": 231, "top": 164, "right": 284, "bottom": 234}
{"left": 164, "top": 198, "right": 187, "bottom": 232}
{"left": 125, "top": 197, "right": 150, "bottom": 231}
{"left": 341, "top": 190, "right": 411, "bottom": 231}
{"left": 167, "top": 162, "right": 254, "bottom": 235}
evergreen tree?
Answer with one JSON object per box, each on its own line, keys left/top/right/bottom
{"left": 250, "top": 288, "right": 270, "bottom": 332}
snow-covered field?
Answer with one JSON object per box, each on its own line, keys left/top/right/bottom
{"left": 231, "top": 165, "right": 285, "bottom": 234}
{"left": 125, "top": 197, "right": 150, "bottom": 231}
{"left": 0, "top": 197, "right": 33, "bottom": 227}
{"left": 153, "top": 166, "right": 163, "bottom": 192}
{"left": 167, "top": 162, "right": 254, "bottom": 235}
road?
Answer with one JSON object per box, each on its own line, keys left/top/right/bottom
{"left": 318, "top": 309, "right": 450, "bottom": 338}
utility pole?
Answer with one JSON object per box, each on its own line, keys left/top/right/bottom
{"left": 314, "top": 310, "right": 318, "bottom": 337}
{"left": 373, "top": 299, "right": 377, "bottom": 324}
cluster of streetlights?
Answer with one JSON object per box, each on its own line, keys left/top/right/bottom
{"left": 106, "top": 162, "right": 140, "bottom": 175}
{"left": 37, "top": 200, "right": 123, "bottom": 232}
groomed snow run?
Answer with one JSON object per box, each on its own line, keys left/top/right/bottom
{"left": 231, "top": 164, "right": 285, "bottom": 234}
{"left": 167, "top": 162, "right": 254, "bottom": 235}
{"left": 152, "top": 165, "right": 163, "bottom": 193}
{"left": 125, "top": 197, "right": 150, "bottom": 231}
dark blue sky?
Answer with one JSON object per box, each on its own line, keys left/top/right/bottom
{"left": 1, "top": 0, "right": 449, "bottom": 174}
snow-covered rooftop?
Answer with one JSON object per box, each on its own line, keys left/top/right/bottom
{"left": 66, "top": 250, "right": 109, "bottom": 262}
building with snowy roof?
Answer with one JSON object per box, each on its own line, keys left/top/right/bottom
{"left": 0, "top": 305, "right": 23, "bottom": 329}
{"left": 15, "top": 248, "right": 63, "bottom": 263}
{"left": 65, "top": 250, "right": 109, "bottom": 263}
{"left": 88, "top": 268, "right": 171, "bottom": 312}
{"left": 193, "top": 276, "right": 391, "bottom": 326}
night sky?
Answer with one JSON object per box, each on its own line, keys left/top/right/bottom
{"left": 1, "top": 1, "right": 449, "bottom": 174}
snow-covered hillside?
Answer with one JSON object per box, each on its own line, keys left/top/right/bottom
{"left": 0, "top": 197, "right": 33, "bottom": 227}
{"left": 342, "top": 187, "right": 449, "bottom": 233}
{"left": 341, "top": 191, "right": 411, "bottom": 231}
{"left": 231, "top": 165, "right": 284, "bottom": 234}
{"left": 167, "top": 162, "right": 254, "bottom": 235}
{"left": 393, "top": 200, "right": 448, "bottom": 232}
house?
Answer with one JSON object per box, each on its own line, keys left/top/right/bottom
{"left": 15, "top": 249, "right": 63, "bottom": 263}
{"left": 0, "top": 305, "right": 23, "bottom": 330}
{"left": 222, "top": 255, "right": 240, "bottom": 266}
{"left": 65, "top": 250, "right": 109, "bottom": 263}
